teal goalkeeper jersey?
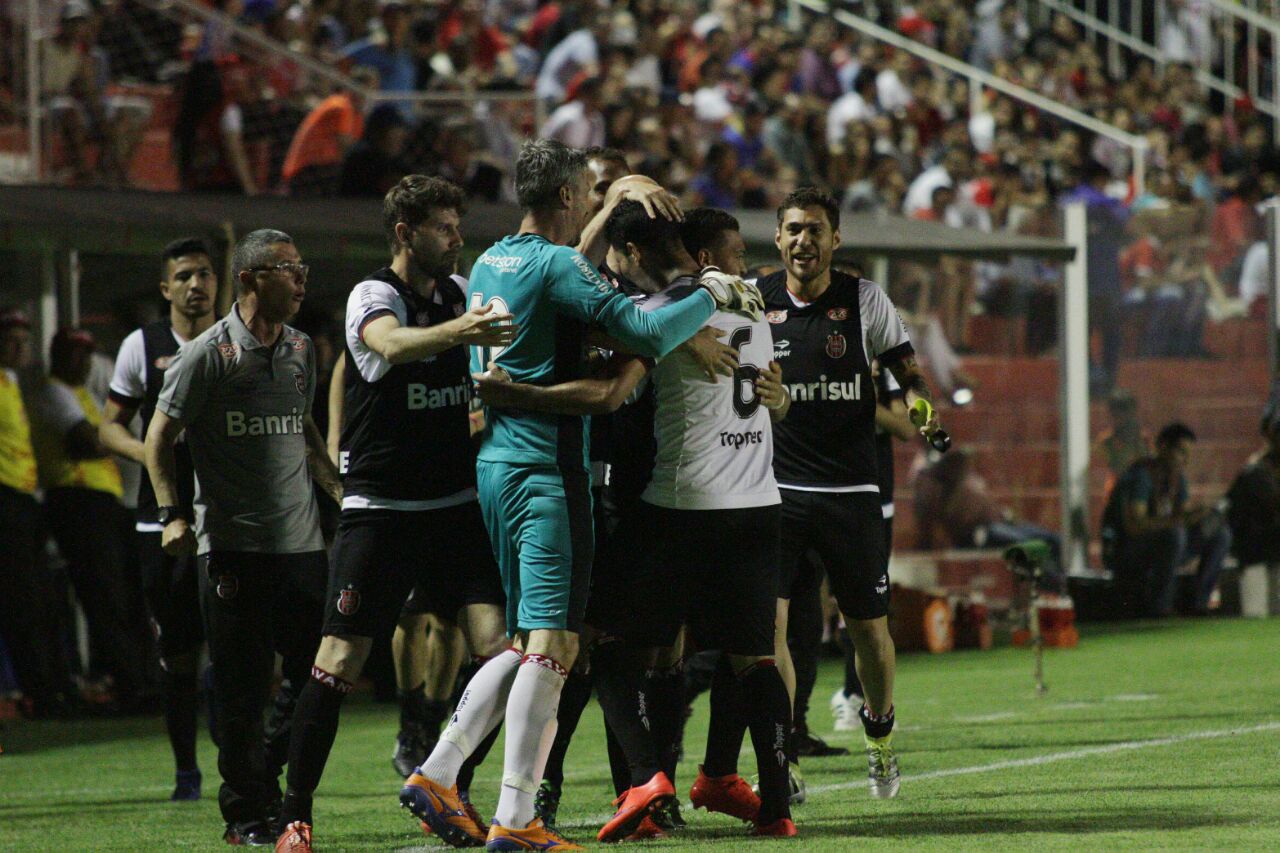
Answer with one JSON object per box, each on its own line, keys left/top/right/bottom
{"left": 469, "top": 233, "right": 715, "bottom": 470}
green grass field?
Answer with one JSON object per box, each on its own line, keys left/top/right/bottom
{"left": 3, "top": 617, "right": 1279, "bottom": 851}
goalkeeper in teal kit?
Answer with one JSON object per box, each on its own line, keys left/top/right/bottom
{"left": 402, "top": 140, "right": 758, "bottom": 850}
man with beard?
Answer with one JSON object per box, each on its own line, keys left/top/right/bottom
{"left": 273, "top": 177, "right": 518, "bottom": 852}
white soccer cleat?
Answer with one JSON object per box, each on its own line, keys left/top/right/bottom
{"left": 830, "top": 687, "right": 860, "bottom": 732}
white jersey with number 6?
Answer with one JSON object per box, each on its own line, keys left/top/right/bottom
{"left": 640, "top": 280, "right": 781, "bottom": 511}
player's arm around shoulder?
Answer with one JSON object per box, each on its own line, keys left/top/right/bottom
{"left": 473, "top": 351, "right": 651, "bottom": 416}
{"left": 361, "top": 306, "right": 518, "bottom": 365}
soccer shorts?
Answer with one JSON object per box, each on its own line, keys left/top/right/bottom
{"left": 322, "top": 501, "right": 504, "bottom": 638}
{"left": 476, "top": 460, "right": 593, "bottom": 635}
{"left": 778, "top": 490, "right": 889, "bottom": 620}
{"left": 614, "top": 502, "right": 779, "bottom": 657}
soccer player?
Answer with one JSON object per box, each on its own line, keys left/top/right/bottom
{"left": 100, "top": 237, "right": 219, "bottom": 800}
{"left": 145, "top": 229, "right": 341, "bottom": 846}
{"left": 757, "top": 187, "right": 942, "bottom": 799}
{"left": 272, "top": 176, "right": 517, "bottom": 852}
{"left": 474, "top": 201, "right": 796, "bottom": 840}
{"left": 405, "top": 140, "right": 745, "bottom": 851}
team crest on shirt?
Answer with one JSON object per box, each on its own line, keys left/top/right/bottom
{"left": 294, "top": 371, "right": 307, "bottom": 395}
{"left": 153, "top": 355, "right": 174, "bottom": 370}
{"left": 216, "top": 574, "right": 239, "bottom": 600}
{"left": 217, "top": 342, "right": 238, "bottom": 359}
{"left": 287, "top": 336, "right": 306, "bottom": 351}
{"left": 337, "top": 585, "right": 361, "bottom": 616}
{"left": 827, "top": 307, "right": 849, "bottom": 321}
{"left": 766, "top": 310, "right": 788, "bottom": 324}
{"left": 826, "top": 333, "right": 847, "bottom": 359}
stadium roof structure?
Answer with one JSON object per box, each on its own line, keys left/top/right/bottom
{"left": 0, "top": 186, "right": 1075, "bottom": 264}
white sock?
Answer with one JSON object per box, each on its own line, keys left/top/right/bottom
{"left": 421, "top": 647, "right": 522, "bottom": 786}
{"left": 493, "top": 654, "right": 568, "bottom": 828}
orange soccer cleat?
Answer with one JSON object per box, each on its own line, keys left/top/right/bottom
{"left": 274, "top": 821, "right": 313, "bottom": 852}
{"left": 689, "top": 765, "right": 761, "bottom": 823}
{"left": 400, "top": 772, "right": 486, "bottom": 848}
{"left": 625, "top": 816, "right": 667, "bottom": 841}
{"left": 751, "top": 817, "right": 798, "bottom": 837}
{"left": 597, "top": 771, "right": 676, "bottom": 843}
{"left": 485, "top": 817, "right": 583, "bottom": 850}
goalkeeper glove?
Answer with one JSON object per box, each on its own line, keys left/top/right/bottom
{"left": 698, "top": 267, "right": 765, "bottom": 321}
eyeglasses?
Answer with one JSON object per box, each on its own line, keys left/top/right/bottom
{"left": 246, "top": 262, "right": 309, "bottom": 280}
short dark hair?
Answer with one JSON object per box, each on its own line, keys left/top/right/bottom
{"left": 680, "top": 207, "right": 740, "bottom": 259}
{"left": 383, "top": 174, "right": 467, "bottom": 251}
{"left": 161, "top": 237, "right": 212, "bottom": 279}
{"left": 777, "top": 186, "right": 840, "bottom": 230}
{"left": 1156, "top": 422, "right": 1197, "bottom": 447}
{"left": 605, "top": 199, "right": 682, "bottom": 256}
{"left": 516, "top": 138, "right": 588, "bottom": 211}
{"left": 584, "top": 145, "right": 629, "bottom": 173}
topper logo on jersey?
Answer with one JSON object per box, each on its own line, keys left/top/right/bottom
{"left": 772, "top": 339, "right": 791, "bottom": 358}
{"left": 407, "top": 381, "right": 469, "bottom": 411}
{"left": 719, "top": 429, "right": 765, "bottom": 449}
{"left": 786, "top": 374, "right": 862, "bottom": 402}
{"left": 225, "top": 407, "right": 305, "bottom": 436}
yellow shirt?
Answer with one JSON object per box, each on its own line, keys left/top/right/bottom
{"left": 32, "top": 378, "right": 123, "bottom": 498}
{"left": 0, "top": 369, "right": 38, "bottom": 494}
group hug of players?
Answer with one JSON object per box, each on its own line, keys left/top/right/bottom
{"left": 127, "top": 138, "right": 943, "bottom": 851}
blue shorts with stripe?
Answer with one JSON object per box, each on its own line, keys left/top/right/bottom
{"left": 476, "top": 460, "right": 594, "bottom": 635}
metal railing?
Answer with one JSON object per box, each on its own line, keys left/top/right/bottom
{"left": 1026, "top": 0, "right": 1280, "bottom": 134}
{"left": 788, "top": 0, "right": 1149, "bottom": 194}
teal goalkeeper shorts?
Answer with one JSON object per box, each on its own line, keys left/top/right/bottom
{"left": 476, "top": 460, "right": 594, "bottom": 635}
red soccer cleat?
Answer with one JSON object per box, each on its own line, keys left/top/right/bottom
{"left": 597, "top": 771, "right": 676, "bottom": 843}
{"left": 275, "top": 821, "right": 313, "bottom": 852}
{"left": 751, "top": 817, "right": 797, "bottom": 837}
{"left": 689, "top": 765, "right": 761, "bottom": 823}
{"left": 625, "top": 816, "right": 667, "bottom": 841}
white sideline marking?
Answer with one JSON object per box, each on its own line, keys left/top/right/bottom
{"left": 1110, "top": 693, "right": 1160, "bottom": 702}
{"left": 954, "top": 711, "right": 1019, "bottom": 723}
{"left": 549, "top": 720, "right": 1280, "bottom": 831}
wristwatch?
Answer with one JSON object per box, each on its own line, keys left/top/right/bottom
{"left": 157, "top": 506, "right": 182, "bottom": 525}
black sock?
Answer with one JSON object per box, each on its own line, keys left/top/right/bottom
{"left": 422, "top": 698, "right": 450, "bottom": 737}
{"left": 543, "top": 668, "right": 593, "bottom": 789}
{"left": 162, "top": 668, "right": 200, "bottom": 772}
{"left": 702, "top": 655, "right": 744, "bottom": 778}
{"left": 398, "top": 682, "right": 428, "bottom": 733}
{"left": 859, "top": 703, "right": 895, "bottom": 740}
{"left": 604, "top": 718, "right": 630, "bottom": 797}
{"left": 592, "top": 639, "right": 660, "bottom": 787}
{"left": 738, "top": 661, "right": 792, "bottom": 825}
{"left": 456, "top": 722, "right": 501, "bottom": 795}
{"left": 280, "top": 666, "right": 352, "bottom": 825}
{"left": 645, "top": 662, "right": 684, "bottom": 786}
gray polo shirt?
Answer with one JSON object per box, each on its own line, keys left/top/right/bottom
{"left": 156, "top": 304, "right": 323, "bottom": 555}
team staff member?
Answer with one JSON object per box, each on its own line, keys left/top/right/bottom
{"left": 145, "top": 229, "right": 341, "bottom": 846}
{"left": 757, "top": 188, "right": 942, "bottom": 800}
{"left": 0, "top": 309, "right": 76, "bottom": 716}
{"left": 100, "top": 237, "right": 218, "bottom": 801}
{"left": 273, "top": 176, "right": 517, "bottom": 852}
{"left": 31, "top": 327, "right": 149, "bottom": 707}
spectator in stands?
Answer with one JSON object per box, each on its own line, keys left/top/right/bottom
{"left": 1237, "top": 237, "right": 1269, "bottom": 317}
{"left": 282, "top": 68, "right": 377, "bottom": 196}
{"left": 174, "top": 60, "right": 259, "bottom": 195}
{"left": 41, "top": 1, "right": 149, "bottom": 186}
{"left": 970, "top": 1, "right": 1028, "bottom": 70}
{"left": 437, "top": 0, "right": 514, "bottom": 80}
{"left": 1226, "top": 405, "right": 1280, "bottom": 569}
{"left": 429, "top": 118, "right": 505, "bottom": 202}
{"left": 1093, "top": 389, "right": 1151, "bottom": 495}
{"left": 686, "top": 141, "right": 740, "bottom": 209}
{"left": 1207, "top": 175, "right": 1262, "bottom": 276}
{"left": 1102, "top": 423, "right": 1231, "bottom": 617}
{"left": 534, "top": 4, "right": 609, "bottom": 104}
{"left": 913, "top": 448, "right": 1063, "bottom": 581}
{"left": 341, "top": 0, "right": 416, "bottom": 116}
{"left": 903, "top": 144, "right": 971, "bottom": 217}
{"left": 826, "top": 67, "right": 879, "bottom": 154}
{"left": 339, "top": 103, "right": 410, "bottom": 197}
{"left": 540, "top": 75, "right": 606, "bottom": 149}
{"left": 30, "top": 328, "right": 149, "bottom": 707}
{"left": 1060, "top": 159, "right": 1127, "bottom": 391}
{"left": 764, "top": 94, "right": 820, "bottom": 188}
{"left": 844, "top": 153, "right": 907, "bottom": 214}
{"left": 0, "top": 310, "right": 78, "bottom": 717}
